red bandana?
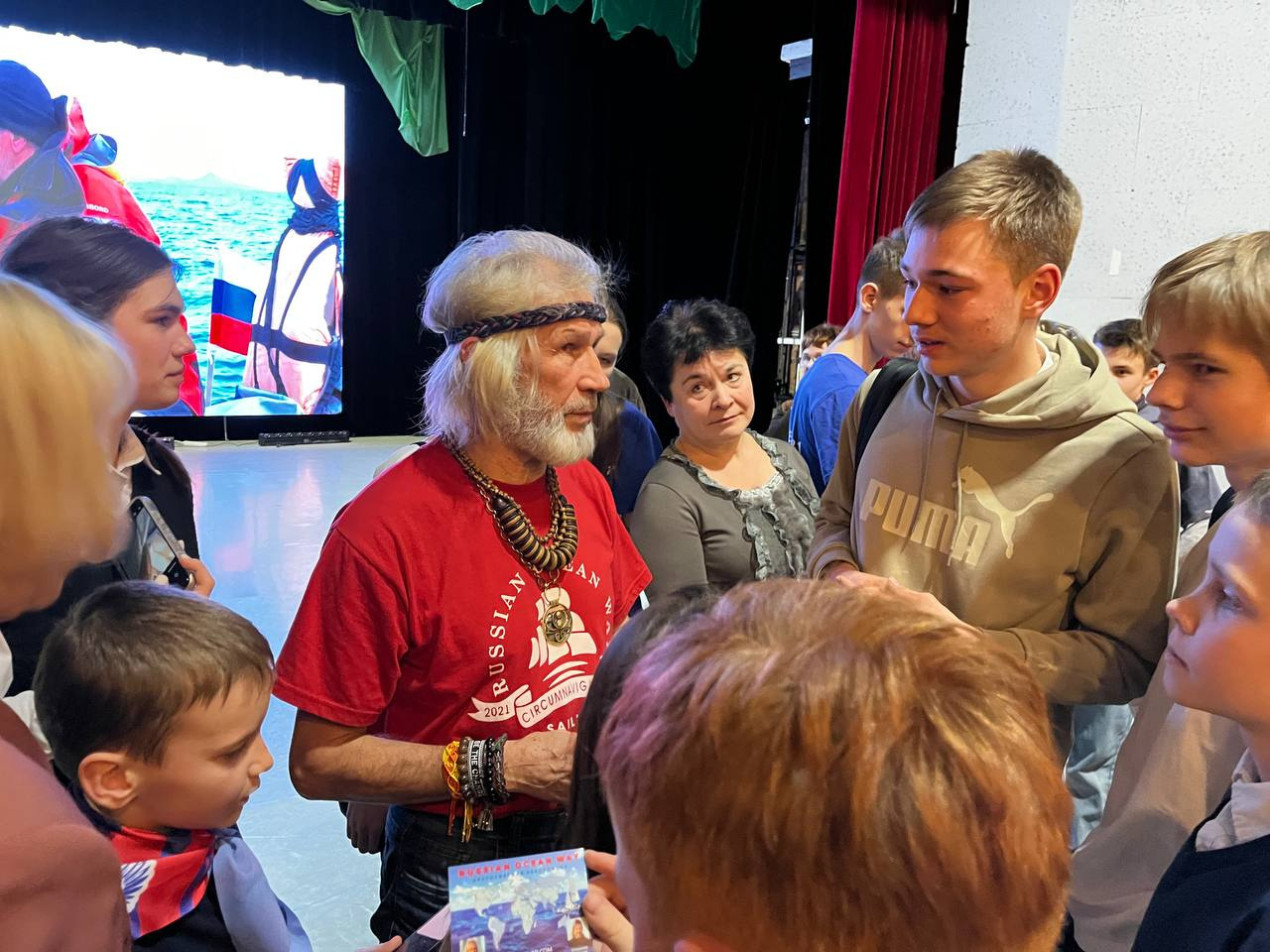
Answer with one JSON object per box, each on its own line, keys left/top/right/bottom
{"left": 110, "top": 825, "right": 219, "bottom": 938}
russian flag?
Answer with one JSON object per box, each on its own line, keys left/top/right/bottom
{"left": 210, "top": 252, "right": 258, "bottom": 357}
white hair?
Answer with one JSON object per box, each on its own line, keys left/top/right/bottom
{"left": 421, "top": 230, "right": 605, "bottom": 335}
{"left": 422, "top": 230, "right": 606, "bottom": 450}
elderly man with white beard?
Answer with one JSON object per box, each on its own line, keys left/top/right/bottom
{"left": 275, "top": 230, "right": 651, "bottom": 940}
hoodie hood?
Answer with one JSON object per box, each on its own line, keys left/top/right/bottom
{"left": 913, "top": 330, "right": 1137, "bottom": 430}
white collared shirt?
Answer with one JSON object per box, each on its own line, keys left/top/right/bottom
{"left": 1196, "top": 749, "right": 1270, "bottom": 852}
{"left": 1038, "top": 340, "right": 1056, "bottom": 374}
{"left": 112, "top": 426, "right": 162, "bottom": 506}
{"left": 1, "top": 633, "right": 49, "bottom": 755}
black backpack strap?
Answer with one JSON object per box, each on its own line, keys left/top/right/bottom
{"left": 1209, "top": 486, "right": 1237, "bottom": 527}
{"left": 854, "top": 358, "right": 919, "bottom": 472}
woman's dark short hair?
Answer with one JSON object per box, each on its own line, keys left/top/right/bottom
{"left": 641, "top": 298, "right": 756, "bottom": 401}
{"left": 1, "top": 216, "right": 177, "bottom": 323}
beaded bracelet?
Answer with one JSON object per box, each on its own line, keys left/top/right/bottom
{"left": 486, "top": 734, "right": 510, "bottom": 805}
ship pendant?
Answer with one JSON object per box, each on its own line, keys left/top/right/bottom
{"left": 542, "top": 601, "right": 573, "bottom": 645}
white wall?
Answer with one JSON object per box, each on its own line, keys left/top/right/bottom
{"left": 956, "top": 0, "right": 1270, "bottom": 337}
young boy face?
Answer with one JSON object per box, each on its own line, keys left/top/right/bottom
{"left": 1147, "top": 324, "right": 1270, "bottom": 481}
{"left": 900, "top": 219, "right": 1055, "bottom": 401}
{"left": 124, "top": 678, "right": 274, "bottom": 830}
{"left": 1162, "top": 507, "right": 1270, "bottom": 726}
{"left": 1098, "top": 345, "right": 1159, "bottom": 404}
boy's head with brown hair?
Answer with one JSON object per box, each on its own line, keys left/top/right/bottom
{"left": 1094, "top": 318, "right": 1160, "bottom": 404}
{"left": 843, "top": 229, "right": 912, "bottom": 365}
{"left": 596, "top": 578, "right": 1071, "bottom": 952}
{"left": 900, "top": 148, "right": 1083, "bottom": 404}
{"left": 797, "top": 322, "right": 838, "bottom": 378}
{"left": 1144, "top": 232, "right": 1270, "bottom": 490}
{"left": 35, "top": 581, "right": 276, "bottom": 831}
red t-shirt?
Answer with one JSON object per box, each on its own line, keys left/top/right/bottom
{"left": 74, "top": 166, "right": 162, "bottom": 245}
{"left": 274, "top": 441, "right": 651, "bottom": 815}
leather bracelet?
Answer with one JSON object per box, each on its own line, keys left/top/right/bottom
{"left": 458, "top": 737, "right": 475, "bottom": 802}
{"left": 468, "top": 736, "right": 490, "bottom": 803}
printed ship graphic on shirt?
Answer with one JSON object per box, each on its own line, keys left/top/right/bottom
{"left": 469, "top": 586, "right": 598, "bottom": 727}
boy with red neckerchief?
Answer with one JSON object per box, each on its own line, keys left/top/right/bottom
{"left": 33, "top": 583, "right": 390, "bottom": 952}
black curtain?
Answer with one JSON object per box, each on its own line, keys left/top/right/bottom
{"left": 447, "top": 1, "right": 810, "bottom": 435}
{"left": 2, "top": 0, "right": 814, "bottom": 440}
{"left": 802, "top": 0, "right": 856, "bottom": 330}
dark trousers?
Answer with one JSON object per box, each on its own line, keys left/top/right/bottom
{"left": 371, "top": 806, "right": 565, "bottom": 941}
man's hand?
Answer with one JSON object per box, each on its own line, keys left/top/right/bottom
{"left": 177, "top": 552, "right": 216, "bottom": 597}
{"left": 503, "top": 731, "right": 576, "bottom": 805}
{"left": 833, "top": 571, "right": 962, "bottom": 626}
{"left": 355, "top": 937, "right": 402, "bottom": 952}
{"left": 583, "top": 851, "right": 633, "bottom": 952}
{"left": 346, "top": 801, "right": 389, "bottom": 854}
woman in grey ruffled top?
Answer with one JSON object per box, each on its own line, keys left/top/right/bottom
{"left": 628, "top": 299, "right": 820, "bottom": 599}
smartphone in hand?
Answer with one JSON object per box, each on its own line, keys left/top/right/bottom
{"left": 122, "top": 496, "right": 192, "bottom": 589}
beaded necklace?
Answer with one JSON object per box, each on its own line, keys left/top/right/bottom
{"left": 447, "top": 440, "right": 579, "bottom": 644}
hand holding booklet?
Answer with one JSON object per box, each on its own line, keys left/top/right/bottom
{"left": 437, "top": 849, "right": 593, "bottom": 952}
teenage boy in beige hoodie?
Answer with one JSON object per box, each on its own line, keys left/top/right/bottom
{"left": 809, "top": 149, "right": 1179, "bottom": 754}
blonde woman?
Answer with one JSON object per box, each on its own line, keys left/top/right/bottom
{"left": 0, "top": 273, "right": 134, "bottom": 950}
{"left": 0, "top": 276, "right": 133, "bottom": 624}
{"left": 0, "top": 275, "right": 133, "bottom": 735}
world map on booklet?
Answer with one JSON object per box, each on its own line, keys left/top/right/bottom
{"left": 448, "top": 849, "right": 592, "bottom": 952}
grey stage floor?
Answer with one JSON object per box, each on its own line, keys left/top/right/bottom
{"left": 181, "top": 435, "right": 419, "bottom": 951}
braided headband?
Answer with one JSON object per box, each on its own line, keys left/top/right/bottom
{"left": 443, "top": 301, "right": 607, "bottom": 345}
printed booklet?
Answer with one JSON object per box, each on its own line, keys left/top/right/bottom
{"left": 447, "top": 848, "right": 593, "bottom": 952}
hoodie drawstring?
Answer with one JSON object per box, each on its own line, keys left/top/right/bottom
{"left": 905, "top": 391, "right": 940, "bottom": 560}
{"left": 949, "top": 420, "right": 969, "bottom": 567}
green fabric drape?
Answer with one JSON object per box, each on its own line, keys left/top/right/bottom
{"left": 304, "top": 0, "right": 448, "bottom": 156}
{"left": 448, "top": 0, "right": 701, "bottom": 67}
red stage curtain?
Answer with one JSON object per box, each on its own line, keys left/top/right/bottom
{"left": 825, "top": 0, "right": 950, "bottom": 326}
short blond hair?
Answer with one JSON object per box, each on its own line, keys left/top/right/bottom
{"left": 421, "top": 230, "right": 605, "bottom": 443}
{"left": 597, "top": 579, "right": 1071, "bottom": 952}
{"left": 0, "top": 276, "right": 134, "bottom": 595}
{"left": 1142, "top": 232, "right": 1270, "bottom": 372}
{"left": 904, "top": 148, "right": 1082, "bottom": 279}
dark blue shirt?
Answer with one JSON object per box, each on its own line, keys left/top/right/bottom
{"left": 1132, "top": 793, "right": 1270, "bottom": 952}
{"left": 788, "top": 353, "right": 868, "bottom": 494}
{"left": 612, "top": 401, "right": 662, "bottom": 516}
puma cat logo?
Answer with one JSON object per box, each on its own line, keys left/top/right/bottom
{"left": 958, "top": 466, "right": 1053, "bottom": 559}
